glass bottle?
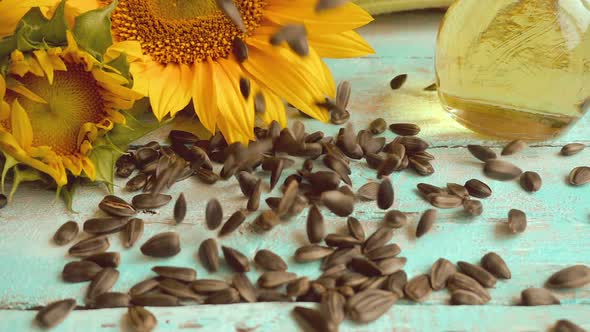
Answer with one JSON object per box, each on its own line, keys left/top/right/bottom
{"left": 436, "top": 0, "right": 590, "bottom": 140}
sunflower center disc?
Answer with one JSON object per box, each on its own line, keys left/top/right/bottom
{"left": 111, "top": 0, "right": 266, "bottom": 64}
{"left": 9, "top": 64, "right": 106, "bottom": 155}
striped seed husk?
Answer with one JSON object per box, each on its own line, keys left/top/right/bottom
{"left": 254, "top": 249, "right": 288, "bottom": 271}
{"left": 383, "top": 210, "right": 407, "bottom": 228}
{"left": 158, "top": 278, "right": 202, "bottom": 301}
{"left": 553, "top": 319, "right": 586, "bottom": 332}
{"left": 429, "top": 194, "right": 463, "bottom": 209}
{"left": 389, "top": 123, "right": 420, "bottom": 136}
{"left": 463, "top": 199, "right": 483, "bottom": 216}
{"left": 140, "top": 232, "right": 181, "bottom": 258}
{"left": 404, "top": 275, "right": 432, "bottom": 302}
{"left": 306, "top": 205, "right": 325, "bottom": 244}
{"left": 568, "top": 166, "right": 590, "bottom": 186}
{"left": 483, "top": 159, "right": 523, "bottom": 180}
{"left": 86, "top": 268, "right": 119, "bottom": 300}
{"left": 219, "top": 210, "right": 247, "bottom": 237}
{"left": 447, "top": 183, "right": 470, "bottom": 199}
{"left": 69, "top": 236, "right": 110, "bottom": 258}
{"left": 205, "top": 199, "right": 223, "bottom": 230}
{"left": 377, "top": 178, "right": 394, "bottom": 210}
{"left": 347, "top": 217, "right": 365, "bottom": 241}
{"left": 457, "top": 261, "right": 497, "bottom": 288}
{"left": 357, "top": 182, "right": 379, "bottom": 201}
{"left": 35, "top": 299, "right": 76, "bottom": 329}
{"left": 364, "top": 227, "right": 394, "bottom": 252}
{"left": 507, "top": 209, "right": 527, "bottom": 234}
{"left": 232, "top": 273, "right": 258, "bottom": 303}
{"left": 205, "top": 288, "right": 241, "bottom": 304}
{"left": 128, "top": 306, "right": 157, "bottom": 332}
{"left": 321, "top": 190, "right": 354, "bottom": 217}
{"left": 173, "top": 193, "right": 187, "bottom": 224}
{"left": 62, "top": 261, "right": 103, "bottom": 283}
{"left": 365, "top": 244, "right": 401, "bottom": 261}
{"left": 129, "top": 278, "right": 159, "bottom": 297}
{"left": 384, "top": 270, "right": 407, "bottom": 298}
{"left": 520, "top": 171, "right": 542, "bottom": 192}
{"left": 152, "top": 266, "right": 196, "bottom": 282}
{"left": 561, "top": 143, "right": 585, "bottom": 156}
{"left": 258, "top": 271, "right": 298, "bottom": 288}
{"left": 83, "top": 252, "right": 120, "bottom": 268}
{"left": 191, "top": 279, "right": 230, "bottom": 294}
{"left": 501, "top": 139, "right": 527, "bottom": 156}
{"left": 464, "top": 179, "right": 492, "bottom": 198}
{"left": 98, "top": 195, "right": 137, "bottom": 217}
{"left": 123, "top": 218, "right": 144, "bottom": 248}
{"left": 222, "top": 246, "right": 250, "bottom": 272}
{"left": 521, "top": 288, "right": 560, "bottom": 306}
{"left": 198, "top": 238, "right": 220, "bottom": 272}
{"left": 416, "top": 209, "right": 437, "bottom": 238}
{"left": 546, "top": 265, "right": 590, "bottom": 289}
{"left": 450, "top": 289, "right": 486, "bottom": 305}
{"left": 467, "top": 145, "right": 497, "bottom": 162}
{"left": 293, "top": 306, "right": 334, "bottom": 332}
{"left": 448, "top": 273, "right": 491, "bottom": 303}
{"left": 295, "top": 245, "right": 335, "bottom": 263}
{"left": 481, "top": 252, "right": 511, "bottom": 279}
{"left": 287, "top": 277, "right": 310, "bottom": 297}
{"left": 369, "top": 118, "right": 387, "bottom": 135}
{"left": 93, "top": 292, "right": 130, "bottom": 308}
{"left": 321, "top": 290, "right": 346, "bottom": 325}
{"left": 430, "top": 258, "right": 457, "bottom": 291}
{"left": 346, "top": 289, "right": 398, "bottom": 323}
{"left": 53, "top": 221, "right": 79, "bottom": 246}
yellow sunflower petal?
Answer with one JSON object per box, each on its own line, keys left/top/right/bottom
{"left": 80, "top": 155, "right": 96, "bottom": 180}
{"left": 10, "top": 100, "right": 33, "bottom": 149}
{"left": 0, "top": 76, "right": 8, "bottom": 121}
{"left": 91, "top": 67, "right": 129, "bottom": 86}
{"left": 214, "top": 59, "right": 255, "bottom": 143}
{"left": 169, "top": 63, "right": 193, "bottom": 118}
{"left": 105, "top": 41, "right": 146, "bottom": 63}
{"left": 33, "top": 49, "right": 56, "bottom": 84}
{"left": 308, "top": 30, "right": 375, "bottom": 58}
{"left": 146, "top": 63, "right": 192, "bottom": 121}
{"left": 243, "top": 39, "right": 331, "bottom": 122}
{"left": 62, "top": 155, "right": 83, "bottom": 176}
{"left": 259, "top": 87, "right": 287, "bottom": 128}
{"left": 264, "top": 1, "right": 373, "bottom": 34}
{"left": 191, "top": 61, "right": 219, "bottom": 134}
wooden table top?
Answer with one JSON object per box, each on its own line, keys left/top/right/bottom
{"left": 0, "top": 11, "right": 588, "bottom": 332}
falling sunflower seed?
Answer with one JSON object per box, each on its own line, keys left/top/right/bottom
{"left": 377, "top": 178, "right": 394, "bottom": 210}
{"left": 464, "top": 179, "right": 492, "bottom": 198}
{"left": 306, "top": 205, "right": 325, "bottom": 244}
{"left": 222, "top": 246, "right": 250, "bottom": 272}
{"left": 219, "top": 210, "right": 247, "bottom": 237}
{"left": 501, "top": 139, "right": 527, "bottom": 156}
{"left": 35, "top": 299, "right": 76, "bottom": 329}
{"left": 561, "top": 143, "right": 585, "bottom": 156}
{"left": 68, "top": 236, "right": 110, "bottom": 258}
{"left": 507, "top": 209, "right": 527, "bottom": 234}
{"left": 389, "top": 74, "right": 408, "bottom": 90}
{"left": 484, "top": 159, "right": 523, "bottom": 180}
{"left": 216, "top": 0, "right": 246, "bottom": 32}
{"left": 520, "top": 171, "right": 542, "bottom": 192}
{"left": 416, "top": 209, "right": 437, "bottom": 238}
{"left": 205, "top": 199, "right": 223, "bottom": 230}
{"left": 467, "top": 145, "right": 497, "bottom": 162}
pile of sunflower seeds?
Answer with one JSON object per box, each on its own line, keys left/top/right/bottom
{"left": 34, "top": 81, "right": 590, "bottom": 331}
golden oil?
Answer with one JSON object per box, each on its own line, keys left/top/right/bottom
{"left": 436, "top": 0, "right": 590, "bottom": 140}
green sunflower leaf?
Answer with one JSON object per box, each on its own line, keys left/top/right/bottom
{"left": 8, "top": 165, "right": 44, "bottom": 202}
{"left": 72, "top": 0, "right": 118, "bottom": 61}
{"left": 59, "top": 179, "right": 78, "bottom": 212}
{"left": 89, "top": 144, "right": 120, "bottom": 193}
{"left": 18, "top": 0, "right": 67, "bottom": 47}
{"left": 1, "top": 152, "right": 18, "bottom": 194}
{"left": 105, "top": 53, "right": 130, "bottom": 82}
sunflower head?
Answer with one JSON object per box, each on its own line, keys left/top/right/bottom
{"left": 0, "top": 0, "right": 148, "bottom": 203}
{"left": 105, "top": 0, "right": 374, "bottom": 143}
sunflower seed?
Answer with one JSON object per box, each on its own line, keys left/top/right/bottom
{"left": 457, "top": 261, "right": 497, "bottom": 288}
{"left": 231, "top": 274, "right": 257, "bottom": 303}
{"left": 277, "top": 180, "right": 299, "bottom": 216}
{"left": 364, "top": 227, "right": 394, "bottom": 252}
{"left": 561, "top": 143, "right": 585, "bottom": 156}
{"left": 347, "top": 289, "right": 398, "bottom": 323}
{"left": 116, "top": 154, "right": 136, "bottom": 177}
{"left": 412, "top": 150, "right": 435, "bottom": 161}
{"left": 132, "top": 193, "right": 172, "bottom": 209}
{"left": 293, "top": 306, "right": 332, "bottom": 332}
{"left": 140, "top": 232, "right": 181, "bottom": 258}
{"left": 481, "top": 252, "right": 511, "bottom": 279}
{"left": 507, "top": 209, "right": 527, "bottom": 234}
{"left": 83, "top": 252, "right": 120, "bottom": 268}
{"left": 255, "top": 250, "right": 288, "bottom": 271}
{"left": 484, "top": 160, "right": 523, "bottom": 180}
{"left": 196, "top": 167, "right": 219, "bottom": 184}
{"left": 520, "top": 171, "right": 542, "bottom": 192}
{"left": 404, "top": 275, "right": 432, "bottom": 302}
{"left": 447, "top": 183, "right": 469, "bottom": 199}
{"left": 464, "top": 179, "right": 492, "bottom": 198}
{"left": 315, "top": 0, "right": 348, "bottom": 12}
{"left": 237, "top": 77, "right": 251, "bottom": 100}
{"left": 416, "top": 209, "right": 437, "bottom": 238}
{"left": 53, "top": 221, "right": 79, "bottom": 246}
{"left": 129, "top": 278, "right": 159, "bottom": 297}
{"left": 335, "top": 80, "right": 351, "bottom": 109}
{"left": 347, "top": 217, "right": 365, "bottom": 241}
{"left": 203, "top": 199, "right": 223, "bottom": 231}
{"left": 195, "top": 238, "right": 219, "bottom": 272}
{"left": 93, "top": 292, "right": 130, "bottom": 309}
{"left": 321, "top": 190, "right": 354, "bottom": 217}
{"left": 397, "top": 136, "right": 429, "bottom": 152}
{"left": 365, "top": 244, "right": 401, "bottom": 261}
{"left": 390, "top": 123, "right": 420, "bottom": 137}
{"left": 128, "top": 306, "right": 157, "bottom": 332}
{"left": 125, "top": 173, "right": 149, "bottom": 192}
{"left": 87, "top": 268, "right": 119, "bottom": 300}
{"left": 258, "top": 271, "right": 298, "bottom": 288}
{"left": 521, "top": 288, "right": 560, "bottom": 306}
{"left": 69, "top": 236, "right": 109, "bottom": 257}
{"left": 158, "top": 278, "right": 202, "bottom": 300}
{"left": 324, "top": 155, "right": 352, "bottom": 185}
{"left": 389, "top": 74, "right": 408, "bottom": 90}
{"left": 321, "top": 264, "right": 347, "bottom": 280}
{"left": 410, "top": 157, "right": 435, "bottom": 176}
{"left": 383, "top": 210, "right": 407, "bottom": 228}
{"left": 35, "top": 299, "right": 76, "bottom": 329}
{"left": 423, "top": 82, "right": 437, "bottom": 91}
{"left": 295, "top": 245, "right": 335, "bottom": 263}
{"left": 365, "top": 153, "right": 384, "bottom": 170}
{"left": 384, "top": 270, "right": 407, "bottom": 298}
{"left": 502, "top": 139, "right": 527, "bottom": 156}
{"left": 417, "top": 183, "right": 444, "bottom": 197}
{"left": 258, "top": 289, "right": 293, "bottom": 302}
{"left": 546, "top": 265, "right": 590, "bottom": 289}
{"left": 429, "top": 258, "right": 457, "bottom": 291}
{"left": 98, "top": 195, "right": 136, "bottom": 217}
{"left": 321, "top": 290, "right": 346, "bottom": 325}
{"left": 377, "top": 178, "right": 394, "bottom": 210}
{"left": 191, "top": 279, "right": 230, "bottom": 294}
{"left": 254, "top": 210, "right": 280, "bottom": 231}
{"left": 369, "top": 118, "right": 387, "bottom": 135}
{"left": 122, "top": 218, "right": 143, "bottom": 248}
{"left": 553, "top": 320, "right": 587, "bottom": 332}
{"left": 232, "top": 37, "right": 249, "bottom": 63}
{"left": 324, "top": 233, "right": 362, "bottom": 248}
{"left": 218, "top": 210, "right": 247, "bottom": 237}
{"left": 448, "top": 273, "right": 491, "bottom": 303}
{"left": 171, "top": 193, "right": 187, "bottom": 224}
{"left": 205, "top": 288, "right": 240, "bottom": 304}
{"left": 62, "top": 261, "right": 102, "bottom": 283}
{"left": 83, "top": 217, "right": 128, "bottom": 235}
{"left": 450, "top": 289, "right": 486, "bottom": 305}
{"left": 152, "top": 266, "right": 196, "bottom": 282}
{"left": 247, "top": 179, "right": 262, "bottom": 212}
{"left": 568, "top": 166, "right": 590, "bottom": 186}
{"left": 222, "top": 246, "right": 250, "bottom": 272}
{"left": 306, "top": 205, "right": 325, "bottom": 244}
{"left": 377, "top": 154, "right": 402, "bottom": 178}
{"left": 350, "top": 257, "right": 382, "bottom": 277}
{"left": 131, "top": 293, "right": 180, "bottom": 307}
{"left": 357, "top": 182, "right": 379, "bottom": 201}
{"left": 270, "top": 24, "right": 309, "bottom": 56}
{"left": 216, "top": 0, "right": 246, "bottom": 32}
{"left": 286, "top": 277, "right": 310, "bottom": 297}
{"left": 135, "top": 147, "right": 159, "bottom": 165}
{"left": 467, "top": 145, "right": 497, "bottom": 162}
{"left": 463, "top": 199, "right": 483, "bottom": 216}
{"left": 307, "top": 171, "right": 341, "bottom": 193}
{"left": 375, "top": 258, "right": 405, "bottom": 279}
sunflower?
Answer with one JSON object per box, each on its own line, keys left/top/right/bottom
{"left": 100, "top": 0, "right": 374, "bottom": 143}
{"left": 0, "top": 8, "right": 143, "bottom": 189}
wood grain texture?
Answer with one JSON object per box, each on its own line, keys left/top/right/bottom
{"left": 2, "top": 305, "right": 589, "bottom": 332}
{"left": 0, "top": 11, "right": 588, "bottom": 331}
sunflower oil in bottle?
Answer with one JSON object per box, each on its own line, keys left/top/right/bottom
{"left": 436, "top": 0, "right": 590, "bottom": 140}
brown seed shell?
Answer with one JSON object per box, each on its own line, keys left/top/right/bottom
{"left": 254, "top": 250, "right": 288, "bottom": 271}
{"left": 501, "top": 139, "right": 527, "bottom": 156}
{"left": 507, "top": 209, "right": 527, "bottom": 234}
{"left": 132, "top": 193, "right": 173, "bottom": 209}
{"left": 219, "top": 210, "right": 247, "bottom": 237}
{"left": 123, "top": 218, "right": 144, "bottom": 248}
{"left": 93, "top": 292, "right": 130, "bottom": 308}
{"left": 384, "top": 270, "right": 407, "bottom": 298}
{"left": 198, "top": 238, "right": 219, "bottom": 272}
{"left": 321, "top": 190, "right": 354, "bottom": 217}
{"left": 232, "top": 273, "right": 257, "bottom": 303}
{"left": 383, "top": 210, "right": 407, "bottom": 228}
{"left": 546, "top": 265, "right": 590, "bottom": 289}
{"left": 152, "top": 266, "right": 196, "bottom": 282}
{"left": 521, "top": 288, "right": 560, "bottom": 306}
{"left": 404, "top": 275, "right": 432, "bottom": 302}
{"left": 295, "top": 245, "right": 335, "bottom": 263}
{"left": 83, "top": 252, "right": 120, "bottom": 268}
{"left": 484, "top": 159, "right": 523, "bottom": 180}
{"left": 389, "top": 74, "right": 408, "bottom": 90}
{"left": 173, "top": 193, "right": 187, "bottom": 224}
{"left": 347, "top": 217, "right": 365, "bottom": 241}
{"left": 205, "top": 199, "right": 223, "bottom": 230}
{"left": 191, "top": 279, "right": 230, "bottom": 294}
{"left": 258, "top": 271, "right": 298, "bottom": 288}
{"left": 467, "top": 145, "right": 497, "bottom": 162}
{"left": 83, "top": 217, "right": 128, "bottom": 235}
{"left": 205, "top": 288, "right": 240, "bottom": 304}
{"left": 128, "top": 306, "right": 157, "bottom": 332}
{"left": 87, "top": 268, "right": 119, "bottom": 300}
{"left": 68, "top": 236, "right": 109, "bottom": 258}
{"left": 389, "top": 123, "right": 420, "bottom": 136}
{"left": 463, "top": 199, "right": 483, "bottom": 216}
{"left": 377, "top": 178, "right": 394, "bottom": 210}
{"left": 140, "top": 232, "right": 181, "bottom": 258}
{"left": 129, "top": 278, "right": 159, "bottom": 297}
{"left": 306, "top": 205, "right": 325, "bottom": 244}
{"left": 430, "top": 258, "right": 457, "bottom": 291}
{"left": 365, "top": 243, "right": 401, "bottom": 261}
{"left": 53, "top": 221, "right": 79, "bottom": 246}
{"left": 447, "top": 183, "right": 470, "bottom": 199}
{"left": 416, "top": 209, "right": 437, "bottom": 238}
{"left": 369, "top": 118, "right": 387, "bottom": 135}
{"left": 254, "top": 210, "right": 280, "bottom": 231}
{"left": 450, "top": 289, "right": 486, "bottom": 305}
{"left": 98, "top": 195, "right": 137, "bottom": 217}
{"left": 357, "top": 182, "right": 379, "bottom": 201}
{"left": 429, "top": 194, "right": 463, "bottom": 209}
{"left": 568, "top": 166, "right": 590, "bottom": 186}
{"left": 35, "top": 299, "right": 76, "bottom": 329}
{"left": 448, "top": 273, "right": 491, "bottom": 303}
{"left": 464, "top": 179, "right": 492, "bottom": 198}
{"left": 561, "top": 143, "right": 585, "bottom": 156}
{"left": 131, "top": 293, "right": 180, "bottom": 307}
{"left": 457, "top": 261, "right": 497, "bottom": 288}
{"left": 364, "top": 227, "right": 394, "bottom": 252}
{"left": 158, "top": 278, "right": 202, "bottom": 300}
{"left": 520, "top": 171, "right": 542, "bottom": 192}
{"left": 346, "top": 289, "right": 398, "bottom": 323}
{"left": 553, "top": 319, "right": 586, "bottom": 332}
{"left": 292, "top": 306, "right": 333, "bottom": 332}
{"left": 222, "top": 246, "right": 250, "bottom": 272}
{"left": 62, "top": 261, "right": 103, "bottom": 283}
{"left": 321, "top": 290, "right": 346, "bottom": 325}
{"left": 481, "top": 252, "right": 511, "bottom": 279}
{"left": 286, "top": 277, "right": 310, "bottom": 297}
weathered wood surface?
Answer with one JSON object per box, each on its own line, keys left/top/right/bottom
{"left": 0, "top": 11, "right": 588, "bottom": 331}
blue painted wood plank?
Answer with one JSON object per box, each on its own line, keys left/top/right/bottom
{"left": 0, "top": 305, "right": 588, "bottom": 332}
